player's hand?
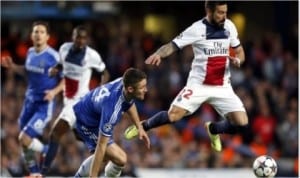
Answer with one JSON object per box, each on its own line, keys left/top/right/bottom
{"left": 44, "top": 90, "right": 56, "bottom": 101}
{"left": 48, "top": 67, "right": 59, "bottom": 77}
{"left": 138, "top": 128, "right": 151, "bottom": 149}
{"left": 145, "top": 54, "right": 161, "bottom": 66}
{"left": 228, "top": 56, "right": 241, "bottom": 68}
{"left": 1, "top": 56, "right": 14, "bottom": 68}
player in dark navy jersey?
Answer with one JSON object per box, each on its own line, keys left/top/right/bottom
{"left": 1, "top": 21, "right": 64, "bottom": 177}
{"left": 72, "top": 68, "right": 150, "bottom": 177}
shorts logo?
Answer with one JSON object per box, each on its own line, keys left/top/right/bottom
{"left": 33, "top": 119, "right": 44, "bottom": 131}
{"left": 103, "top": 123, "right": 112, "bottom": 133}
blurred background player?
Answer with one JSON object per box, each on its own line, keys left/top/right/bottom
{"left": 41, "top": 25, "right": 110, "bottom": 174}
{"left": 125, "top": 1, "right": 248, "bottom": 152}
{"left": 73, "top": 68, "right": 150, "bottom": 177}
{"left": 1, "top": 21, "right": 64, "bottom": 177}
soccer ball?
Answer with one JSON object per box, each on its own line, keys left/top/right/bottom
{"left": 252, "top": 155, "right": 277, "bottom": 178}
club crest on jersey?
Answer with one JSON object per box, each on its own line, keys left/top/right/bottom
{"left": 104, "top": 123, "right": 112, "bottom": 132}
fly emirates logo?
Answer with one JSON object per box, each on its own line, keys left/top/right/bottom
{"left": 203, "top": 42, "right": 229, "bottom": 55}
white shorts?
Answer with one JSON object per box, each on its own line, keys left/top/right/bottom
{"left": 58, "top": 98, "right": 79, "bottom": 128}
{"left": 171, "top": 84, "right": 246, "bottom": 117}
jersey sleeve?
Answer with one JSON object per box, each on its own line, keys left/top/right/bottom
{"left": 58, "top": 44, "right": 67, "bottom": 64}
{"left": 228, "top": 20, "right": 241, "bottom": 48}
{"left": 53, "top": 51, "right": 60, "bottom": 64}
{"left": 172, "top": 22, "right": 202, "bottom": 49}
{"left": 88, "top": 49, "right": 106, "bottom": 72}
{"left": 48, "top": 47, "right": 60, "bottom": 64}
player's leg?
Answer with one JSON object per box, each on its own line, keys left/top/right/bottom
{"left": 75, "top": 154, "right": 96, "bottom": 177}
{"left": 206, "top": 86, "right": 248, "bottom": 151}
{"left": 18, "top": 101, "right": 40, "bottom": 175}
{"left": 18, "top": 100, "right": 53, "bottom": 175}
{"left": 104, "top": 142, "right": 127, "bottom": 177}
{"left": 144, "top": 105, "right": 189, "bottom": 129}
{"left": 41, "top": 119, "right": 70, "bottom": 174}
{"left": 208, "top": 111, "right": 248, "bottom": 134}
{"left": 208, "top": 86, "right": 248, "bottom": 134}
{"left": 125, "top": 86, "right": 202, "bottom": 139}
{"left": 42, "top": 103, "right": 76, "bottom": 174}
{"left": 74, "top": 120, "right": 101, "bottom": 177}
{"left": 124, "top": 106, "right": 188, "bottom": 139}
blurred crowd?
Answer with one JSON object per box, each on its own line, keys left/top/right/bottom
{"left": 1, "top": 17, "right": 298, "bottom": 177}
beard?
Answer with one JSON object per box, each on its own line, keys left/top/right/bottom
{"left": 212, "top": 18, "right": 225, "bottom": 28}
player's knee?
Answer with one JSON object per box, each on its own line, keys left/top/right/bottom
{"left": 238, "top": 113, "right": 248, "bottom": 126}
{"left": 18, "top": 132, "right": 30, "bottom": 147}
{"left": 168, "top": 109, "right": 185, "bottom": 122}
{"left": 228, "top": 111, "right": 248, "bottom": 126}
{"left": 50, "top": 120, "right": 70, "bottom": 141}
{"left": 49, "top": 131, "right": 61, "bottom": 142}
{"left": 18, "top": 133, "right": 24, "bottom": 144}
{"left": 116, "top": 152, "right": 127, "bottom": 166}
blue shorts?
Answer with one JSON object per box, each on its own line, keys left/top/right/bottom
{"left": 19, "top": 98, "right": 54, "bottom": 138}
{"left": 75, "top": 120, "right": 114, "bottom": 153}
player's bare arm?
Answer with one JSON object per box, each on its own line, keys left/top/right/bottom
{"left": 228, "top": 45, "right": 245, "bottom": 68}
{"left": 145, "top": 42, "right": 178, "bottom": 66}
{"left": 100, "top": 69, "right": 110, "bottom": 85}
{"left": 48, "top": 64, "right": 63, "bottom": 77}
{"left": 1, "top": 56, "right": 25, "bottom": 73}
{"left": 126, "top": 104, "right": 150, "bottom": 149}
{"left": 90, "top": 135, "right": 109, "bottom": 177}
{"left": 44, "top": 79, "right": 64, "bottom": 101}
{"left": 234, "top": 45, "right": 245, "bottom": 63}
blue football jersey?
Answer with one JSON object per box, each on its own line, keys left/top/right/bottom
{"left": 73, "top": 77, "right": 134, "bottom": 137}
{"left": 25, "top": 46, "right": 61, "bottom": 101}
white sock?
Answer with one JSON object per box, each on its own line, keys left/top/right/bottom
{"left": 28, "top": 138, "right": 44, "bottom": 152}
{"left": 75, "top": 155, "right": 94, "bottom": 177}
{"left": 104, "top": 161, "right": 124, "bottom": 177}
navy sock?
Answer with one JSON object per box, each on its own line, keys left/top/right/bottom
{"left": 42, "top": 140, "right": 59, "bottom": 172}
{"left": 142, "top": 111, "right": 171, "bottom": 131}
{"left": 29, "top": 164, "right": 40, "bottom": 174}
{"left": 209, "top": 120, "right": 238, "bottom": 134}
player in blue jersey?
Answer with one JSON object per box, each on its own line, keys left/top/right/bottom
{"left": 1, "top": 21, "right": 64, "bottom": 177}
{"left": 72, "top": 68, "right": 150, "bottom": 177}
{"left": 41, "top": 25, "right": 110, "bottom": 175}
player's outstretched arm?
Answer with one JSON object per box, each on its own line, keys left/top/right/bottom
{"left": 145, "top": 42, "right": 178, "bottom": 66}
{"left": 126, "top": 104, "right": 150, "bottom": 149}
{"left": 1, "top": 56, "right": 25, "bottom": 72}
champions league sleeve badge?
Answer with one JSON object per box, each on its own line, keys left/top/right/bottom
{"left": 103, "top": 123, "right": 113, "bottom": 133}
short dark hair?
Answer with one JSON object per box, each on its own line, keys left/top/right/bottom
{"left": 123, "top": 68, "right": 147, "bottom": 88}
{"left": 32, "top": 21, "right": 50, "bottom": 34}
{"left": 73, "top": 25, "right": 88, "bottom": 34}
{"left": 205, "top": 1, "right": 227, "bottom": 11}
